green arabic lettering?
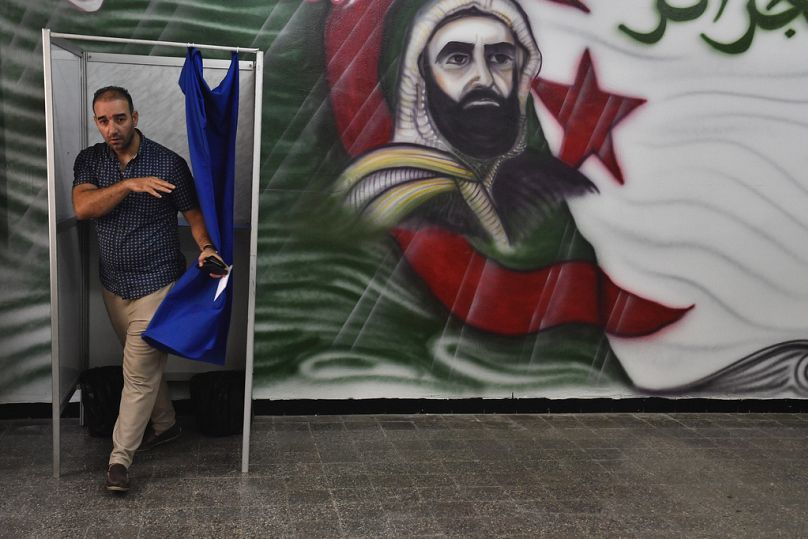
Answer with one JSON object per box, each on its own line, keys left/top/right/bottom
{"left": 701, "top": 0, "right": 808, "bottom": 54}
{"left": 619, "top": 0, "right": 709, "bottom": 45}
{"left": 714, "top": 0, "right": 730, "bottom": 21}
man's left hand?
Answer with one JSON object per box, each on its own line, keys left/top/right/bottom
{"left": 198, "top": 246, "right": 227, "bottom": 278}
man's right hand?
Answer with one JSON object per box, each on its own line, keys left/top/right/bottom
{"left": 125, "top": 176, "right": 175, "bottom": 198}
{"left": 73, "top": 176, "right": 175, "bottom": 220}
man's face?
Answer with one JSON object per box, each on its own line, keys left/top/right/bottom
{"left": 427, "top": 15, "right": 518, "bottom": 106}
{"left": 93, "top": 97, "right": 138, "bottom": 153}
{"left": 422, "top": 15, "right": 522, "bottom": 159}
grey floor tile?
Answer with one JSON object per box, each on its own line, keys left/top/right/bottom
{"left": 364, "top": 473, "right": 415, "bottom": 489}
{"left": 192, "top": 504, "right": 250, "bottom": 527}
{"left": 57, "top": 478, "right": 148, "bottom": 512}
{"left": 270, "top": 421, "right": 311, "bottom": 433}
{"left": 417, "top": 485, "right": 464, "bottom": 502}
{"left": 502, "top": 483, "right": 550, "bottom": 500}
{"left": 429, "top": 500, "right": 486, "bottom": 519}
{"left": 0, "top": 513, "right": 62, "bottom": 538}
{"left": 281, "top": 471, "right": 330, "bottom": 490}
{"left": 325, "top": 472, "right": 373, "bottom": 490}
{"left": 139, "top": 522, "right": 196, "bottom": 539}
{"left": 3, "top": 412, "right": 808, "bottom": 537}
{"left": 376, "top": 486, "right": 421, "bottom": 507}
{"left": 454, "top": 485, "right": 507, "bottom": 502}
{"left": 379, "top": 420, "right": 417, "bottom": 430}
{"left": 409, "top": 473, "right": 458, "bottom": 489}
{"left": 290, "top": 518, "right": 342, "bottom": 537}
{"left": 190, "top": 523, "right": 246, "bottom": 538}
{"left": 378, "top": 499, "right": 433, "bottom": 521}
{"left": 287, "top": 500, "right": 339, "bottom": 522}
{"left": 34, "top": 509, "right": 139, "bottom": 539}
{"left": 317, "top": 449, "right": 361, "bottom": 464}
{"left": 84, "top": 523, "right": 141, "bottom": 539}
{"left": 450, "top": 471, "right": 497, "bottom": 488}
{"left": 333, "top": 499, "right": 387, "bottom": 522}
{"left": 389, "top": 514, "right": 448, "bottom": 536}
{"left": 309, "top": 421, "right": 346, "bottom": 432}
{"left": 380, "top": 429, "right": 426, "bottom": 443}
{"left": 427, "top": 438, "right": 468, "bottom": 450}
{"left": 339, "top": 517, "right": 391, "bottom": 538}
{"left": 140, "top": 506, "right": 196, "bottom": 527}
{"left": 287, "top": 487, "right": 332, "bottom": 505}
{"left": 239, "top": 505, "right": 291, "bottom": 531}
{"left": 329, "top": 486, "right": 380, "bottom": 503}
{"left": 353, "top": 438, "right": 396, "bottom": 452}
{"left": 434, "top": 516, "right": 502, "bottom": 538}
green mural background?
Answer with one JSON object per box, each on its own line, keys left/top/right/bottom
{"left": 0, "top": 0, "right": 628, "bottom": 402}
{"left": 4, "top": 0, "right": 808, "bottom": 403}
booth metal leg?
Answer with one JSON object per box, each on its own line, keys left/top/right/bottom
{"left": 79, "top": 390, "right": 85, "bottom": 427}
{"left": 52, "top": 406, "right": 60, "bottom": 479}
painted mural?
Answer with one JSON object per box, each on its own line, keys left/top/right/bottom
{"left": 1, "top": 0, "right": 808, "bottom": 402}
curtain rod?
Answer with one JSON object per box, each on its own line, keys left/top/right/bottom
{"left": 49, "top": 31, "right": 259, "bottom": 54}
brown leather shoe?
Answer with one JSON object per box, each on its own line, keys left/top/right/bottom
{"left": 138, "top": 423, "right": 182, "bottom": 452}
{"left": 105, "top": 463, "right": 129, "bottom": 492}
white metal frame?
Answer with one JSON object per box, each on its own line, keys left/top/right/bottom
{"left": 243, "top": 49, "right": 263, "bottom": 476}
{"left": 42, "top": 29, "right": 263, "bottom": 477}
{"left": 42, "top": 27, "right": 61, "bottom": 482}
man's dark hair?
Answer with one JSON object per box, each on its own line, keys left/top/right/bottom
{"left": 92, "top": 86, "right": 134, "bottom": 114}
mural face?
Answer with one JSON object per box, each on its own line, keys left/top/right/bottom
{"left": 427, "top": 16, "right": 518, "bottom": 103}
{"left": 2, "top": 0, "right": 808, "bottom": 402}
{"left": 424, "top": 15, "right": 521, "bottom": 158}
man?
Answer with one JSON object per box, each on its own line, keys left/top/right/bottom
{"left": 338, "top": 0, "right": 596, "bottom": 258}
{"left": 333, "top": 0, "right": 690, "bottom": 342}
{"left": 73, "top": 86, "right": 224, "bottom": 492}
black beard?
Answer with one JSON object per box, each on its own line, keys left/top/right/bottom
{"left": 423, "top": 70, "right": 520, "bottom": 160}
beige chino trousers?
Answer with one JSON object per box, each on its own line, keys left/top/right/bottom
{"left": 102, "top": 282, "right": 176, "bottom": 468}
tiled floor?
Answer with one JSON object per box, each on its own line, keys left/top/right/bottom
{"left": 1, "top": 413, "right": 807, "bottom": 537}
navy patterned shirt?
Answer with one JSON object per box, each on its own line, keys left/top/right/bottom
{"left": 73, "top": 132, "right": 198, "bottom": 300}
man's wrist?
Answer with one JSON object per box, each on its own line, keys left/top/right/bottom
{"left": 201, "top": 243, "right": 217, "bottom": 252}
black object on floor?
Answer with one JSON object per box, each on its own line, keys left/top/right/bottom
{"left": 190, "top": 370, "right": 245, "bottom": 436}
{"left": 78, "top": 366, "right": 123, "bottom": 437}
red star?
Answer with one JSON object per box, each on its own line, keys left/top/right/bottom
{"left": 532, "top": 49, "right": 645, "bottom": 185}
{"left": 543, "top": 0, "right": 590, "bottom": 13}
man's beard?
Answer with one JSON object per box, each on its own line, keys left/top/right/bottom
{"left": 424, "top": 70, "right": 520, "bottom": 160}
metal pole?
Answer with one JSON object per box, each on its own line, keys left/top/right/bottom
{"left": 42, "top": 28, "right": 61, "bottom": 479}
{"left": 49, "top": 32, "right": 260, "bottom": 54}
{"left": 242, "top": 49, "right": 263, "bottom": 474}
{"left": 79, "top": 47, "right": 89, "bottom": 428}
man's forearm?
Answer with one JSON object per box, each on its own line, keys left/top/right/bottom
{"left": 73, "top": 176, "right": 176, "bottom": 220}
{"left": 73, "top": 181, "right": 131, "bottom": 220}
{"left": 183, "top": 207, "right": 226, "bottom": 276}
{"left": 184, "top": 208, "right": 215, "bottom": 251}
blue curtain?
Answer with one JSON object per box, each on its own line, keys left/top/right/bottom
{"left": 143, "top": 48, "right": 239, "bottom": 365}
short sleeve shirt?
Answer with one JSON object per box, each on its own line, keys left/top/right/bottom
{"left": 73, "top": 133, "right": 198, "bottom": 300}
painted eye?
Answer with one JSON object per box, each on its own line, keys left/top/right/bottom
{"left": 445, "top": 53, "right": 470, "bottom": 66}
{"left": 489, "top": 53, "right": 514, "bottom": 66}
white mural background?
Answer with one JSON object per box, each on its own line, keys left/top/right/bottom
{"left": 525, "top": 1, "right": 808, "bottom": 393}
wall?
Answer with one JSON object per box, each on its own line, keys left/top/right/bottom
{"left": 1, "top": 0, "right": 807, "bottom": 403}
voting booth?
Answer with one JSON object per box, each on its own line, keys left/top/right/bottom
{"left": 42, "top": 30, "right": 264, "bottom": 477}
